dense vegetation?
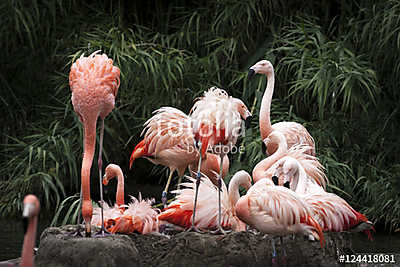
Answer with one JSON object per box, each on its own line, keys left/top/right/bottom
{"left": 1, "top": 0, "right": 399, "bottom": 231}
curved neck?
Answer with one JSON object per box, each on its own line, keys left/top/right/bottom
{"left": 252, "top": 132, "right": 287, "bottom": 183}
{"left": 228, "top": 174, "right": 250, "bottom": 206}
{"left": 115, "top": 170, "right": 125, "bottom": 207}
{"left": 290, "top": 162, "right": 308, "bottom": 195}
{"left": 259, "top": 71, "right": 275, "bottom": 140}
{"left": 21, "top": 216, "right": 37, "bottom": 267}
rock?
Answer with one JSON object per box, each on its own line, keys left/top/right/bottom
{"left": 35, "top": 225, "right": 353, "bottom": 267}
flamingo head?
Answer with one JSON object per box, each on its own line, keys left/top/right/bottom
{"left": 22, "top": 195, "right": 40, "bottom": 233}
{"left": 231, "top": 98, "right": 252, "bottom": 127}
{"left": 103, "top": 163, "right": 121, "bottom": 185}
{"left": 248, "top": 60, "right": 274, "bottom": 79}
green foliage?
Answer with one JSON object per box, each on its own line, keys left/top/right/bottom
{"left": 0, "top": 0, "right": 399, "bottom": 231}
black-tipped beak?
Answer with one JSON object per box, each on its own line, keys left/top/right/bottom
{"left": 247, "top": 69, "right": 256, "bottom": 80}
{"left": 22, "top": 217, "right": 28, "bottom": 234}
{"left": 245, "top": 116, "right": 252, "bottom": 128}
{"left": 261, "top": 141, "right": 267, "bottom": 155}
{"left": 272, "top": 176, "right": 279, "bottom": 185}
{"left": 283, "top": 181, "right": 290, "bottom": 189}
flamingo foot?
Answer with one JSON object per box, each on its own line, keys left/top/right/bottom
{"left": 210, "top": 226, "right": 231, "bottom": 235}
{"left": 69, "top": 224, "right": 84, "bottom": 237}
{"left": 161, "top": 191, "right": 168, "bottom": 208}
{"left": 85, "top": 222, "right": 92, "bottom": 237}
{"left": 185, "top": 225, "right": 204, "bottom": 234}
{"left": 94, "top": 225, "right": 111, "bottom": 237}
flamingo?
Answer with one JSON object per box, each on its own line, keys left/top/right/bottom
{"left": 158, "top": 170, "right": 252, "bottom": 231}
{"left": 235, "top": 177, "right": 324, "bottom": 260}
{"left": 69, "top": 50, "right": 120, "bottom": 237}
{"left": 190, "top": 87, "right": 251, "bottom": 233}
{"left": 130, "top": 89, "right": 250, "bottom": 207}
{"left": 92, "top": 163, "right": 160, "bottom": 234}
{"left": 21, "top": 194, "right": 40, "bottom": 267}
{"left": 248, "top": 60, "right": 315, "bottom": 156}
{"left": 273, "top": 156, "right": 374, "bottom": 238}
{"left": 252, "top": 131, "right": 326, "bottom": 188}
{"left": 188, "top": 153, "right": 229, "bottom": 186}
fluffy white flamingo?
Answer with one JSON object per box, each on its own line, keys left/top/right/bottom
{"left": 252, "top": 131, "right": 326, "bottom": 187}
{"left": 190, "top": 87, "right": 251, "bottom": 233}
{"left": 248, "top": 60, "right": 315, "bottom": 156}
{"left": 158, "top": 170, "right": 252, "bottom": 232}
{"left": 92, "top": 164, "right": 159, "bottom": 234}
{"left": 235, "top": 177, "right": 324, "bottom": 260}
{"left": 69, "top": 51, "right": 120, "bottom": 236}
{"left": 273, "top": 156, "right": 374, "bottom": 238}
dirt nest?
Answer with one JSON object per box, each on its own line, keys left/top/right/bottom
{"left": 35, "top": 225, "right": 352, "bottom": 267}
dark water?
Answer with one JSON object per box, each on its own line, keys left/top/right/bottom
{"left": 1, "top": 218, "right": 399, "bottom": 262}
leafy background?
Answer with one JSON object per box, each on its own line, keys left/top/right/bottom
{"left": 0, "top": 0, "right": 399, "bottom": 231}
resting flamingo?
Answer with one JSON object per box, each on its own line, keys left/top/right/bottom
{"left": 272, "top": 156, "right": 374, "bottom": 238}
{"left": 252, "top": 131, "right": 326, "bottom": 187}
{"left": 92, "top": 163, "right": 159, "bottom": 234}
{"left": 190, "top": 87, "right": 251, "bottom": 233}
{"left": 130, "top": 89, "right": 250, "bottom": 207}
{"left": 248, "top": 60, "right": 315, "bottom": 156}
{"left": 69, "top": 50, "right": 120, "bottom": 237}
{"left": 235, "top": 177, "right": 324, "bottom": 261}
{"left": 158, "top": 170, "right": 252, "bottom": 232}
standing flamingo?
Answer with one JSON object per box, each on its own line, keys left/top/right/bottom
{"left": 252, "top": 131, "right": 326, "bottom": 187}
{"left": 158, "top": 170, "right": 252, "bottom": 231}
{"left": 248, "top": 60, "right": 315, "bottom": 156}
{"left": 92, "top": 163, "right": 159, "bottom": 234}
{"left": 69, "top": 50, "right": 120, "bottom": 237}
{"left": 235, "top": 177, "right": 324, "bottom": 260}
{"left": 190, "top": 87, "right": 251, "bottom": 233}
{"left": 272, "top": 156, "right": 374, "bottom": 237}
{"left": 21, "top": 194, "right": 40, "bottom": 267}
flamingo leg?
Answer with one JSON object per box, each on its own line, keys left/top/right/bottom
{"left": 271, "top": 238, "right": 277, "bottom": 265}
{"left": 280, "top": 236, "right": 287, "bottom": 266}
{"left": 186, "top": 142, "right": 203, "bottom": 233}
{"left": 211, "top": 153, "right": 231, "bottom": 235}
{"left": 162, "top": 170, "right": 174, "bottom": 208}
{"left": 94, "top": 119, "right": 110, "bottom": 237}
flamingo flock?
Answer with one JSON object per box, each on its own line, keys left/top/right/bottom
{"left": 13, "top": 54, "right": 375, "bottom": 265}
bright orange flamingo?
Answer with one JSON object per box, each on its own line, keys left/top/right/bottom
{"left": 252, "top": 131, "right": 326, "bottom": 187}
{"left": 190, "top": 87, "right": 251, "bottom": 233}
{"left": 159, "top": 170, "right": 252, "bottom": 231}
{"left": 21, "top": 194, "right": 40, "bottom": 267}
{"left": 248, "top": 60, "right": 315, "bottom": 156}
{"left": 272, "top": 156, "right": 374, "bottom": 238}
{"left": 92, "top": 163, "right": 159, "bottom": 234}
{"left": 235, "top": 177, "right": 324, "bottom": 262}
{"left": 69, "top": 50, "right": 120, "bottom": 237}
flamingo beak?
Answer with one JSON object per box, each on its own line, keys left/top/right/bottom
{"left": 247, "top": 68, "right": 256, "bottom": 79}
{"left": 283, "top": 181, "right": 290, "bottom": 189}
{"left": 261, "top": 140, "right": 267, "bottom": 155}
{"left": 271, "top": 176, "right": 279, "bottom": 185}
{"left": 245, "top": 115, "right": 252, "bottom": 128}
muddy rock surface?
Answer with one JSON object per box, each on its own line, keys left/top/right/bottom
{"left": 35, "top": 225, "right": 353, "bottom": 267}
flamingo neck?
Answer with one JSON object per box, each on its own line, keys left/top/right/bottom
{"left": 115, "top": 170, "right": 125, "bottom": 207}
{"left": 290, "top": 162, "right": 308, "bottom": 195}
{"left": 259, "top": 71, "right": 275, "bottom": 140}
{"left": 82, "top": 118, "right": 97, "bottom": 202}
{"left": 21, "top": 216, "right": 37, "bottom": 267}
{"left": 228, "top": 173, "right": 250, "bottom": 207}
{"left": 252, "top": 133, "right": 287, "bottom": 183}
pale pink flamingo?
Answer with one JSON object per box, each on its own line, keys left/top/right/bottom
{"left": 190, "top": 87, "right": 251, "bottom": 233}
{"left": 92, "top": 163, "right": 159, "bottom": 234}
{"left": 69, "top": 50, "right": 120, "bottom": 237}
{"left": 235, "top": 177, "right": 324, "bottom": 260}
{"left": 273, "top": 156, "right": 374, "bottom": 238}
{"left": 252, "top": 131, "right": 326, "bottom": 187}
{"left": 158, "top": 170, "right": 252, "bottom": 231}
{"left": 21, "top": 194, "right": 40, "bottom": 267}
{"left": 248, "top": 60, "right": 315, "bottom": 156}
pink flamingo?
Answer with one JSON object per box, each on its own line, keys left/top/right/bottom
{"left": 235, "top": 177, "right": 324, "bottom": 260}
{"left": 158, "top": 170, "right": 252, "bottom": 232}
{"left": 252, "top": 131, "right": 326, "bottom": 187}
{"left": 92, "top": 163, "right": 159, "bottom": 234}
{"left": 190, "top": 87, "right": 251, "bottom": 233}
{"left": 248, "top": 60, "right": 315, "bottom": 156}
{"left": 273, "top": 156, "right": 374, "bottom": 238}
{"left": 69, "top": 50, "right": 120, "bottom": 237}
{"left": 21, "top": 194, "right": 40, "bottom": 267}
